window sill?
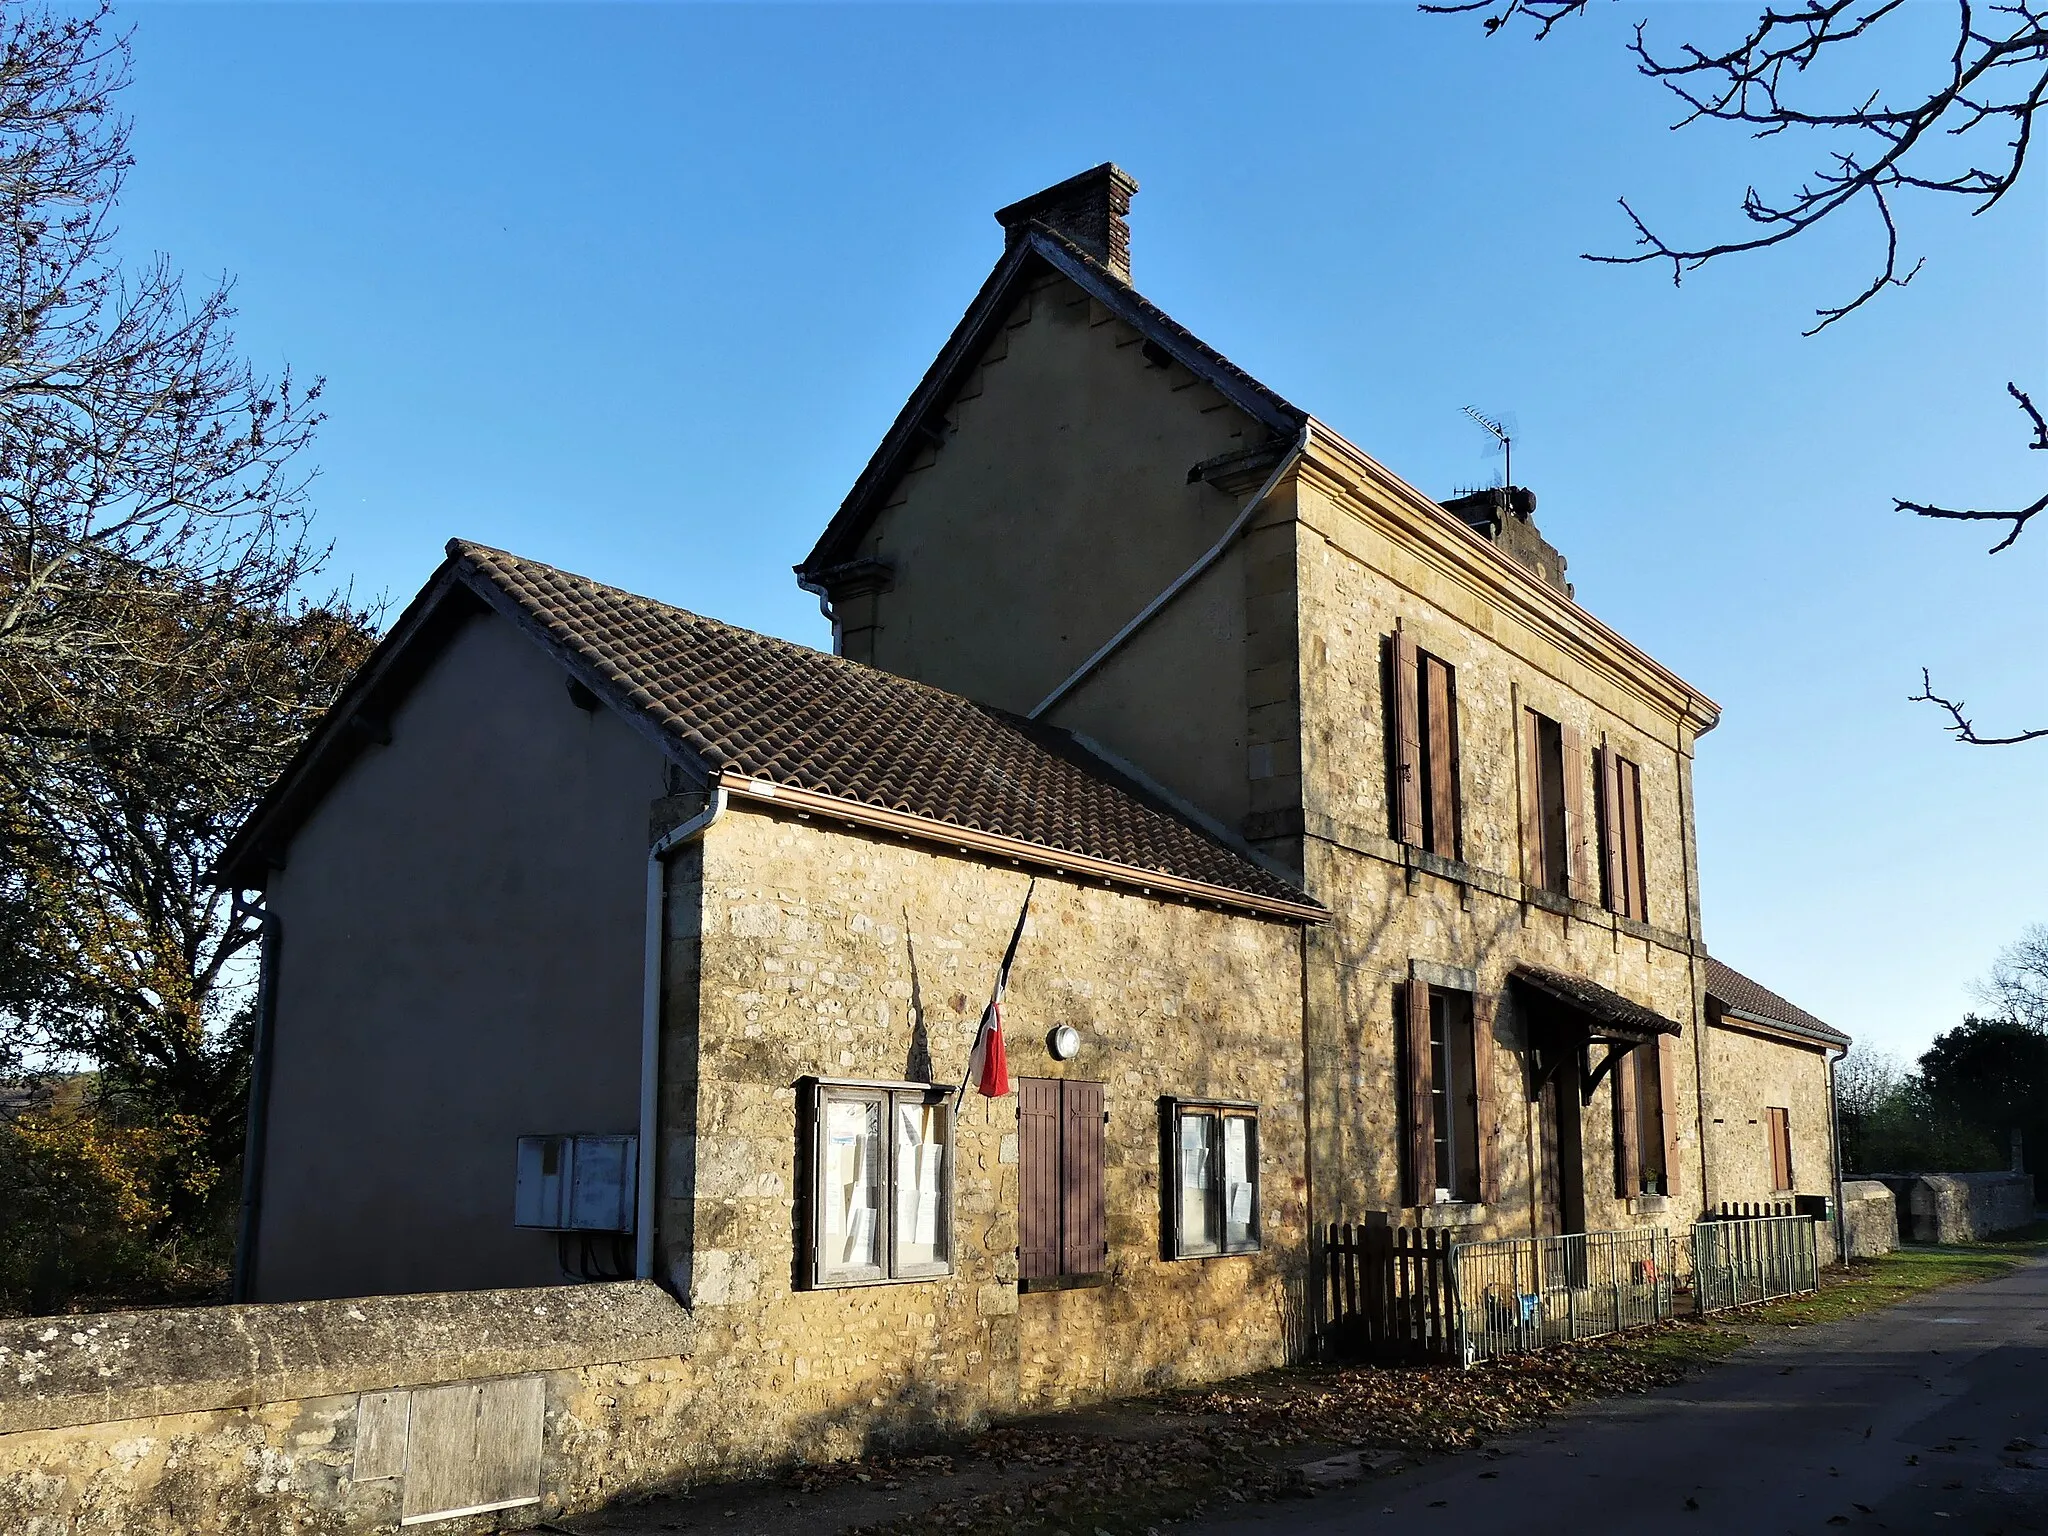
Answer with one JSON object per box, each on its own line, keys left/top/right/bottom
{"left": 1168, "top": 1244, "right": 1262, "bottom": 1262}
{"left": 1018, "top": 1272, "right": 1108, "bottom": 1294}
{"left": 807, "top": 1269, "right": 955, "bottom": 1292}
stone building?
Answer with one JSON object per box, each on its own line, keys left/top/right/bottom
{"left": 218, "top": 165, "right": 1849, "bottom": 1468}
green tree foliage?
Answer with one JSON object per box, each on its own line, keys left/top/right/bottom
{"left": 0, "top": 4, "right": 376, "bottom": 1310}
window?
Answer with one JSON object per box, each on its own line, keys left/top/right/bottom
{"left": 1388, "top": 630, "right": 1462, "bottom": 858}
{"left": 806, "top": 1081, "right": 952, "bottom": 1287}
{"left": 1597, "top": 746, "right": 1650, "bottom": 922}
{"left": 1767, "top": 1107, "right": 1794, "bottom": 1193}
{"left": 1017, "top": 1078, "right": 1106, "bottom": 1287}
{"left": 1521, "top": 707, "right": 1591, "bottom": 900}
{"left": 1400, "top": 982, "right": 1484, "bottom": 1205}
{"left": 1612, "top": 1043, "right": 1673, "bottom": 1198}
{"left": 1167, "top": 1102, "right": 1261, "bottom": 1257}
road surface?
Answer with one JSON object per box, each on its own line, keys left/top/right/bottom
{"left": 1193, "top": 1255, "right": 2048, "bottom": 1535}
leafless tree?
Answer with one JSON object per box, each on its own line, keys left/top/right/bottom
{"left": 1975, "top": 921, "right": 2048, "bottom": 1029}
{"left": 0, "top": 2, "right": 375, "bottom": 1224}
{"left": 1425, "top": 0, "right": 2046, "bottom": 740}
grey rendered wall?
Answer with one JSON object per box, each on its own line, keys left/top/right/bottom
{"left": 253, "top": 610, "right": 667, "bottom": 1301}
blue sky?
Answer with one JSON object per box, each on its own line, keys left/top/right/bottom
{"left": 116, "top": 3, "right": 2043, "bottom": 1064}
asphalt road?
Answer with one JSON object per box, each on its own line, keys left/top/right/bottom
{"left": 1192, "top": 1256, "right": 2048, "bottom": 1536}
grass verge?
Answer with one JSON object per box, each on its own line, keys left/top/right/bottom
{"left": 848, "top": 1237, "right": 2045, "bottom": 1536}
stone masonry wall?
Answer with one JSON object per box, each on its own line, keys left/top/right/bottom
{"left": 1285, "top": 473, "right": 1711, "bottom": 1241}
{"left": 656, "top": 803, "right": 1309, "bottom": 1455}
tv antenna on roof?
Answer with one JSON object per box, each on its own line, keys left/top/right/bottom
{"left": 1462, "top": 405, "right": 1513, "bottom": 489}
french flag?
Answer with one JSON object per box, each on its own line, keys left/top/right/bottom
{"left": 958, "top": 880, "right": 1033, "bottom": 1105}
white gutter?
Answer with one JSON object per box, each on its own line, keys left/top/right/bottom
{"left": 636, "top": 785, "right": 728, "bottom": 1281}
{"left": 1028, "top": 423, "right": 1311, "bottom": 721}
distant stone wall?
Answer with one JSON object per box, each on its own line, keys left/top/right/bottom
{"left": 1867, "top": 1172, "right": 2036, "bottom": 1244}
{"left": 0, "top": 1282, "right": 700, "bottom": 1535}
{"left": 1840, "top": 1180, "right": 1898, "bottom": 1260}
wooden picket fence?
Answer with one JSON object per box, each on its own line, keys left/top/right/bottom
{"left": 1321, "top": 1222, "right": 1458, "bottom": 1363}
{"left": 1707, "top": 1200, "right": 1796, "bottom": 1221}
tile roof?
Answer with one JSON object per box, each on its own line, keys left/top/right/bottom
{"left": 454, "top": 542, "right": 1319, "bottom": 917}
{"left": 1704, "top": 958, "right": 1849, "bottom": 1046}
{"left": 1509, "top": 964, "right": 1684, "bottom": 1041}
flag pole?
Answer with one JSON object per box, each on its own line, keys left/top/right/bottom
{"left": 956, "top": 878, "right": 1035, "bottom": 1111}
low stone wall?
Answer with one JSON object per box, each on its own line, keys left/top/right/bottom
{"left": 1839, "top": 1180, "right": 1898, "bottom": 1260}
{"left": 0, "top": 1283, "right": 708, "bottom": 1535}
{"left": 1865, "top": 1172, "right": 2036, "bottom": 1245}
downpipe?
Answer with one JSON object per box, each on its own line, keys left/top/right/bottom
{"left": 230, "top": 898, "right": 281, "bottom": 1304}
{"left": 637, "top": 786, "right": 728, "bottom": 1282}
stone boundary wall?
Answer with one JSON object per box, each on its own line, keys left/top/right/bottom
{"left": 1, "top": 1282, "right": 701, "bottom": 1535}
{"left": 1865, "top": 1172, "right": 2037, "bottom": 1245}
{"left": 1839, "top": 1180, "right": 1898, "bottom": 1260}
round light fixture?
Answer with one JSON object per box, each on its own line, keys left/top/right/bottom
{"left": 1047, "top": 1025, "right": 1081, "bottom": 1061}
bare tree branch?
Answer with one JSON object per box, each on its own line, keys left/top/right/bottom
{"left": 1909, "top": 667, "right": 2048, "bottom": 744}
{"left": 1894, "top": 383, "right": 2048, "bottom": 552}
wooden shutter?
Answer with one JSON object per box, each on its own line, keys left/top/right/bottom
{"left": 1017, "top": 1078, "right": 1061, "bottom": 1281}
{"left": 1623, "top": 760, "right": 1649, "bottom": 922}
{"left": 1657, "top": 1034, "right": 1682, "bottom": 1197}
{"left": 1423, "top": 655, "right": 1458, "bottom": 858}
{"left": 1391, "top": 630, "right": 1423, "bottom": 846}
{"left": 1472, "top": 990, "right": 1500, "bottom": 1206}
{"left": 1768, "top": 1108, "right": 1792, "bottom": 1192}
{"left": 1402, "top": 980, "right": 1434, "bottom": 1207}
{"left": 1597, "top": 746, "right": 1625, "bottom": 913}
{"left": 1518, "top": 708, "right": 1545, "bottom": 888}
{"left": 1613, "top": 1045, "right": 1639, "bottom": 1199}
{"left": 1560, "top": 719, "right": 1593, "bottom": 903}
{"left": 1060, "top": 1080, "right": 1106, "bottom": 1276}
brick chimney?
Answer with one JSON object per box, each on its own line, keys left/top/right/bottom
{"left": 1441, "top": 486, "right": 1573, "bottom": 597}
{"left": 995, "top": 164, "right": 1139, "bottom": 283}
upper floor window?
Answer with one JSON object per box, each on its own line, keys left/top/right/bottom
{"left": 1520, "top": 708, "right": 1592, "bottom": 901}
{"left": 1597, "top": 746, "right": 1650, "bottom": 922}
{"left": 1388, "top": 630, "right": 1461, "bottom": 859}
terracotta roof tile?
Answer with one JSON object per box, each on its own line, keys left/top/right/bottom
{"left": 1704, "top": 958, "right": 1848, "bottom": 1045}
{"left": 454, "top": 542, "right": 1317, "bottom": 915}
{"left": 1509, "top": 964, "right": 1683, "bottom": 1040}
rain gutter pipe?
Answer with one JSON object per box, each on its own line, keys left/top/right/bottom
{"left": 637, "top": 785, "right": 728, "bottom": 1282}
{"left": 1028, "top": 423, "right": 1312, "bottom": 721}
{"left": 229, "top": 898, "right": 281, "bottom": 1303}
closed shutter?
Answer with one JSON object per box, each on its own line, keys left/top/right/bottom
{"left": 1472, "top": 990, "right": 1501, "bottom": 1206}
{"left": 1613, "top": 1045, "right": 1639, "bottom": 1199}
{"left": 1657, "top": 1034, "right": 1683, "bottom": 1197}
{"left": 1768, "top": 1108, "right": 1793, "bottom": 1191}
{"left": 1597, "top": 746, "right": 1625, "bottom": 913}
{"left": 1017, "top": 1078, "right": 1061, "bottom": 1281}
{"left": 1060, "top": 1080, "right": 1106, "bottom": 1276}
{"left": 1519, "top": 708, "right": 1545, "bottom": 888}
{"left": 1623, "top": 759, "right": 1649, "bottom": 922}
{"left": 1423, "top": 655, "right": 1459, "bottom": 858}
{"left": 1560, "top": 719, "right": 1593, "bottom": 903}
{"left": 1391, "top": 630, "right": 1424, "bottom": 846}
{"left": 1402, "top": 980, "right": 1434, "bottom": 1207}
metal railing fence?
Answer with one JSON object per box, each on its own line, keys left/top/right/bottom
{"left": 1692, "top": 1213, "right": 1819, "bottom": 1314}
{"left": 1450, "top": 1226, "right": 1675, "bottom": 1364}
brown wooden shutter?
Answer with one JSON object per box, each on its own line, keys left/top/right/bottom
{"left": 1767, "top": 1107, "right": 1792, "bottom": 1192}
{"left": 1017, "top": 1078, "right": 1061, "bottom": 1281}
{"left": 1597, "top": 746, "right": 1625, "bottom": 913}
{"left": 1623, "top": 760, "right": 1649, "bottom": 922}
{"left": 1657, "top": 1035, "right": 1683, "bottom": 1197}
{"left": 1518, "top": 708, "right": 1544, "bottom": 888}
{"left": 1402, "top": 980, "right": 1434, "bottom": 1207}
{"left": 1560, "top": 719, "right": 1593, "bottom": 903}
{"left": 1472, "top": 990, "right": 1501, "bottom": 1206}
{"left": 1613, "top": 1045, "right": 1639, "bottom": 1200}
{"left": 1391, "top": 630, "right": 1423, "bottom": 846}
{"left": 1060, "top": 1080, "right": 1106, "bottom": 1276}
{"left": 1423, "top": 656, "right": 1458, "bottom": 858}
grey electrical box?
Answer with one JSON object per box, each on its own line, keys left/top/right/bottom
{"left": 514, "top": 1134, "right": 636, "bottom": 1232}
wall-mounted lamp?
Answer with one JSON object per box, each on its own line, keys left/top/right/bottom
{"left": 1047, "top": 1025, "right": 1081, "bottom": 1061}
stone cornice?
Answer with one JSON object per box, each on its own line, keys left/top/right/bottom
{"left": 1291, "top": 427, "right": 1721, "bottom": 745}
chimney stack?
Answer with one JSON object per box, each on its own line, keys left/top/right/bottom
{"left": 1440, "top": 486, "right": 1573, "bottom": 597}
{"left": 995, "top": 163, "right": 1139, "bottom": 283}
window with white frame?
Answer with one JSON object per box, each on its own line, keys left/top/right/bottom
{"left": 1167, "top": 1101, "right": 1261, "bottom": 1257}
{"left": 807, "top": 1081, "right": 952, "bottom": 1287}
